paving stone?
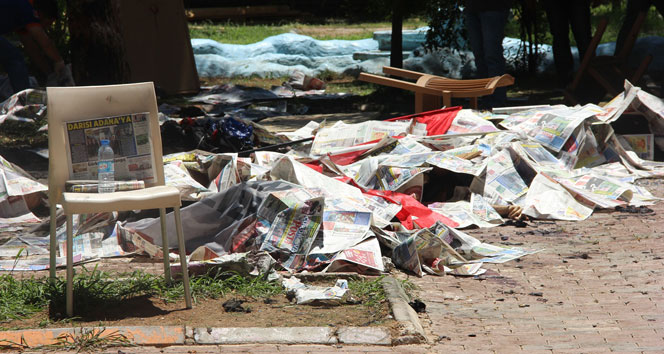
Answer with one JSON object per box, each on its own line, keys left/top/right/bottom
{"left": 161, "top": 345, "right": 221, "bottom": 353}
{"left": 337, "top": 327, "right": 391, "bottom": 345}
{"left": 192, "top": 327, "right": 337, "bottom": 345}
{"left": 410, "top": 182, "right": 664, "bottom": 353}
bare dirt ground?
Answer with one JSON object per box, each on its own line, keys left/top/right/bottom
{"left": 2, "top": 280, "right": 392, "bottom": 330}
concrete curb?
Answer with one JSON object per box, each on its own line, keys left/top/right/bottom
{"left": 380, "top": 276, "right": 428, "bottom": 345}
{"left": 0, "top": 276, "right": 422, "bottom": 348}
{"left": 0, "top": 325, "right": 392, "bottom": 348}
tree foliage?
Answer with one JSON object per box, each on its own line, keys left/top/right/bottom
{"left": 425, "top": 0, "right": 548, "bottom": 72}
{"left": 511, "top": 0, "right": 548, "bottom": 74}
{"left": 424, "top": 0, "right": 467, "bottom": 51}
{"left": 424, "top": 0, "right": 549, "bottom": 74}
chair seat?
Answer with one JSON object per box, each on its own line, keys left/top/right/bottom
{"left": 62, "top": 185, "right": 181, "bottom": 214}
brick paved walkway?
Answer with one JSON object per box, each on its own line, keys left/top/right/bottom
{"left": 407, "top": 179, "right": 664, "bottom": 353}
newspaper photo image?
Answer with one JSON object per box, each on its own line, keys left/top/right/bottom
{"left": 65, "top": 112, "right": 155, "bottom": 184}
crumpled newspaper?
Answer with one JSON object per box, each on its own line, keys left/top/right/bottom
{"left": 282, "top": 276, "right": 349, "bottom": 305}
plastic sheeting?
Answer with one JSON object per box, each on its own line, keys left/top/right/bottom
{"left": 192, "top": 33, "right": 382, "bottom": 78}
{"left": 192, "top": 30, "right": 664, "bottom": 82}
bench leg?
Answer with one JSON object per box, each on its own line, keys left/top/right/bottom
{"left": 415, "top": 93, "right": 442, "bottom": 113}
{"left": 469, "top": 97, "right": 478, "bottom": 110}
{"left": 442, "top": 91, "right": 452, "bottom": 108}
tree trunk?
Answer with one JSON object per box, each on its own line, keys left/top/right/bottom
{"left": 67, "top": 0, "right": 130, "bottom": 85}
{"left": 390, "top": 0, "right": 404, "bottom": 68}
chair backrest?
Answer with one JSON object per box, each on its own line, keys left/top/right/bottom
{"left": 47, "top": 82, "right": 165, "bottom": 205}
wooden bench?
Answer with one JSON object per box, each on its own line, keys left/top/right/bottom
{"left": 358, "top": 66, "right": 515, "bottom": 112}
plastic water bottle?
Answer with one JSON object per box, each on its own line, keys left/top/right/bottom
{"left": 97, "top": 139, "right": 115, "bottom": 193}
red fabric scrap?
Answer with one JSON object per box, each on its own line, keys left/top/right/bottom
{"left": 364, "top": 189, "right": 459, "bottom": 230}
{"left": 327, "top": 148, "right": 371, "bottom": 166}
{"left": 303, "top": 162, "right": 323, "bottom": 173}
{"left": 386, "top": 106, "right": 462, "bottom": 136}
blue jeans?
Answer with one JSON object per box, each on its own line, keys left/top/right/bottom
{"left": 0, "top": 36, "right": 30, "bottom": 93}
{"left": 542, "top": 0, "right": 591, "bottom": 85}
{"left": 465, "top": 9, "right": 509, "bottom": 108}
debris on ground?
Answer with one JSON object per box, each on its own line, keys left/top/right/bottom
{"left": 408, "top": 299, "right": 426, "bottom": 313}
{"left": 282, "top": 277, "right": 350, "bottom": 305}
{"left": 614, "top": 205, "right": 654, "bottom": 214}
{"left": 0, "top": 80, "right": 663, "bottom": 281}
{"left": 222, "top": 299, "right": 251, "bottom": 313}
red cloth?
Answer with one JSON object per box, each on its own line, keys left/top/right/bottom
{"left": 326, "top": 137, "right": 386, "bottom": 166}
{"left": 386, "top": 106, "right": 462, "bottom": 136}
{"left": 327, "top": 148, "right": 371, "bottom": 166}
{"left": 326, "top": 135, "right": 412, "bottom": 166}
{"left": 364, "top": 189, "right": 459, "bottom": 230}
{"left": 303, "top": 162, "right": 323, "bottom": 173}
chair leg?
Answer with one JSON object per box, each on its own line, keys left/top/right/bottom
{"left": 49, "top": 203, "right": 58, "bottom": 281}
{"left": 159, "top": 208, "right": 171, "bottom": 284}
{"left": 66, "top": 214, "right": 74, "bottom": 317}
{"left": 469, "top": 97, "right": 478, "bottom": 110}
{"left": 173, "top": 206, "right": 192, "bottom": 309}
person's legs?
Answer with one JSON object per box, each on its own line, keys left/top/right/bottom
{"left": 615, "top": 0, "right": 652, "bottom": 55}
{"left": 543, "top": 0, "right": 574, "bottom": 85}
{"left": 465, "top": 11, "right": 488, "bottom": 78}
{"left": 568, "top": 0, "right": 592, "bottom": 60}
{"left": 479, "top": 9, "right": 509, "bottom": 107}
{"left": 479, "top": 10, "right": 509, "bottom": 78}
{"left": 0, "top": 36, "right": 30, "bottom": 93}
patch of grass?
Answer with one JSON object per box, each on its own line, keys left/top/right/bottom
{"left": 505, "top": 4, "right": 664, "bottom": 47}
{"left": 348, "top": 276, "right": 392, "bottom": 325}
{"left": 590, "top": 4, "right": 664, "bottom": 44}
{"left": 0, "top": 325, "right": 132, "bottom": 351}
{"left": 190, "top": 21, "right": 288, "bottom": 44}
{"left": 185, "top": 270, "right": 283, "bottom": 302}
{"left": 201, "top": 75, "right": 288, "bottom": 89}
{"left": 0, "top": 274, "right": 50, "bottom": 322}
{"left": 0, "top": 336, "right": 29, "bottom": 351}
{"left": 0, "top": 265, "right": 284, "bottom": 322}
{"left": 326, "top": 80, "right": 377, "bottom": 96}
{"left": 349, "top": 276, "right": 387, "bottom": 310}
{"left": 399, "top": 278, "right": 419, "bottom": 298}
{"left": 189, "top": 19, "right": 428, "bottom": 44}
{"left": 200, "top": 73, "right": 377, "bottom": 96}
{"left": 43, "top": 328, "right": 132, "bottom": 352}
{"left": 47, "top": 266, "right": 163, "bottom": 315}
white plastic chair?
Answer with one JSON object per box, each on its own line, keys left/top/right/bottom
{"left": 47, "top": 82, "right": 192, "bottom": 317}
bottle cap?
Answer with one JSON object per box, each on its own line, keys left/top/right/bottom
{"left": 101, "top": 139, "right": 110, "bottom": 145}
